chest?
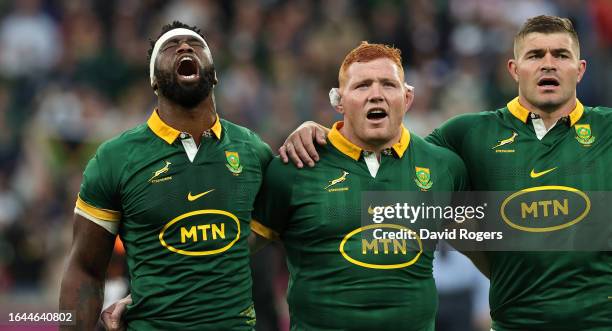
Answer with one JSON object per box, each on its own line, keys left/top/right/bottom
{"left": 118, "top": 146, "right": 262, "bottom": 235}
{"left": 288, "top": 157, "right": 454, "bottom": 237}
{"left": 467, "top": 124, "right": 612, "bottom": 190}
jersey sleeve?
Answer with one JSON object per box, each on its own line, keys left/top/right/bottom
{"left": 426, "top": 114, "right": 473, "bottom": 154}
{"left": 446, "top": 151, "right": 469, "bottom": 191}
{"left": 251, "top": 157, "right": 293, "bottom": 240}
{"left": 75, "top": 142, "right": 122, "bottom": 234}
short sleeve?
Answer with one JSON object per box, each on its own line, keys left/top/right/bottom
{"left": 251, "top": 158, "right": 293, "bottom": 240}
{"left": 74, "top": 143, "right": 122, "bottom": 233}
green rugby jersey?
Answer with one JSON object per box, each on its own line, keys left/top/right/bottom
{"left": 428, "top": 97, "right": 612, "bottom": 330}
{"left": 75, "top": 110, "right": 272, "bottom": 330}
{"left": 252, "top": 122, "right": 467, "bottom": 331}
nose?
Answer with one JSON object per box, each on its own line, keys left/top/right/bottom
{"left": 540, "top": 52, "right": 556, "bottom": 72}
{"left": 176, "top": 41, "right": 194, "bottom": 54}
{"left": 368, "top": 83, "right": 384, "bottom": 103}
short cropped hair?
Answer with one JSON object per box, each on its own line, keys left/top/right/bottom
{"left": 514, "top": 15, "right": 580, "bottom": 58}
{"left": 338, "top": 41, "right": 404, "bottom": 87}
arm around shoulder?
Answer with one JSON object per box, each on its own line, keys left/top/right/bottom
{"left": 426, "top": 113, "right": 480, "bottom": 153}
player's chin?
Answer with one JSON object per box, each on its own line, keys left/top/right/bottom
{"left": 364, "top": 118, "right": 390, "bottom": 129}
{"left": 362, "top": 127, "right": 395, "bottom": 143}
{"left": 534, "top": 95, "right": 567, "bottom": 110}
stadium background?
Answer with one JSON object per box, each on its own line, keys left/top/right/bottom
{"left": 0, "top": 0, "right": 610, "bottom": 330}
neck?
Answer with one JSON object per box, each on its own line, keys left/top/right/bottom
{"left": 157, "top": 96, "right": 216, "bottom": 145}
{"left": 518, "top": 95, "right": 576, "bottom": 129}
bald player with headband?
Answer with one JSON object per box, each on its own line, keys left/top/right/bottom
{"left": 60, "top": 21, "right": 272, "bottom": 330}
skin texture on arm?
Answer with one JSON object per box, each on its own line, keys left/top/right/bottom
{"left": 59, "top": 215, "right": 116, "bottom": 330}
{"left": 279, "top": 121, "right": 329, "bottom": 168}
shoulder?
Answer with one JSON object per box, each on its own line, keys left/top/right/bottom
{"left": 94, "top": 123, "right": 149, "bottom": 158}
{"left": 82, "top": 124, "right": 150, "bottom": 185}
{"left": 412, "top": 135, "right": 463, "bottom": 162}
{"left": 264, "top": 147, "right": 335, "bottom": 183}
{"left": 221, "top": 119, "right": 266, "bottom": 144}
{"left": 411, "top": 134, "right": 466, "bottom": 175}
{"left": 98, "top": 123, "right": 151, "bottom": 153}
{"left": 265, "top": 155, "right": 298, "bottom": 178}
{"left": 586, "top": 106, "right": 612, "bottom": 117}
{"left": 221, "top": 119, "right": 271, "bottom": 150}
{"left": 439, "top": 109, "right": 502, "bottom": 131}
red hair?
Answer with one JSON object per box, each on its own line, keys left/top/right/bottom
{"left": 339, "top": 41, "right": 404, "bottom": 86}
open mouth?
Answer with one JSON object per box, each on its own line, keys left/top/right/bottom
{"left": 366, "top": 108, "right": 388, "bottom": 120}
{"left": 537, "top": 77, "right": 560, "bottom": 87}
{"left": 176, "top": 56, "right": 199, "bottom": 78}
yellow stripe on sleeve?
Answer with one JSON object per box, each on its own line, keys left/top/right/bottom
{"left": 75, "top": 195, "right": 121, "bottom": 221}
{"left": 251, "top": 219, "right": 279, "bottom": 240}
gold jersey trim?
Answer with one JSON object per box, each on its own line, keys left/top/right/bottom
{"left": 328, "top": 121, "right": 411, "bottom": 160}
{"left": 75, "top": 195, "right": 121, "bottom": 221}
{"left": 250, "top": 219, "right": 279, "bottom": 240}
{"left": 147, "top": 109, "right": 222, "bottom": 144}
{"left": 507, "top": 97, "right": 584, "bottom": 126}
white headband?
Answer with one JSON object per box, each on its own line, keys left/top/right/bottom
{"left": 328, "top": 83, "right": 415, "bottom": 107}
{"left": 149, "top": 28, "right": 208, "bottom": 87}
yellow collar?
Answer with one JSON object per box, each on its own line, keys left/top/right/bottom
{"left": 507, "top": 97, "right": 584, "bottom": 126}
{"left": 147, "top": 109, "right": 222, "bottom": 144}
{"left": 327, "top": 121, "right": 410, "bottom": 161}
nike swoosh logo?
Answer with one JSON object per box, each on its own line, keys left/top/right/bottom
{"left": 187, "top": 189, "right": 215, "bottom": 201}
{"left": 530, "top": 167, "right": 557, "bottom": 178}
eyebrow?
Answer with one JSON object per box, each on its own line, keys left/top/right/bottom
{"left": 524, "top": 48, "right": 572, "bottom": 57}
{"left": 352, "top": 78, "right": 373, "bottom": 86}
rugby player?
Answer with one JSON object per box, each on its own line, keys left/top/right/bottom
{"left": 250, "top": 42, "right": 467, "bottom": 330}
{"left": 60, "top": 21, "right": 272, "bottom": 330}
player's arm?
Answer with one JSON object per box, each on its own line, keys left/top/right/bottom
{"left": 60, "top": 215, "right": 116, "bottom": 330}
{"left": 279, "top": 121, "right": 329, "bottom": 168}
{"left": 442, "top": 148, "right": 490, "bottom": 278}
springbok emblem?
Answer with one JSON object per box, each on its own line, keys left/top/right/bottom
{"left": 149, "top": 161, "right": 172, "bottom": 182}
{"left": 492, "top": 132, "right": 518, "bottom": 149}
{"left": 324, "top": 171, "right": 349, "bottom": 190}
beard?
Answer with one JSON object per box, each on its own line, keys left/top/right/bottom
{"left": 155, "top": 64, "right": 216, "bottom": 109}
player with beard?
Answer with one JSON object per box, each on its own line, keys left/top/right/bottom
{"left": 60, "top": 21, "right": 272, "bottom": 330}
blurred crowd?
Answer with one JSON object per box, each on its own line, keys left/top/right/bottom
{"left": 0, "top": 0, "right": 610, "bottom": 330}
